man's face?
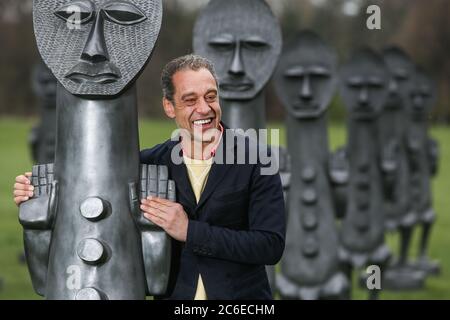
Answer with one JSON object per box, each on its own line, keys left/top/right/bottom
{"left": 164, "top": 68, "right": 222, "bottom": 144}
{"left": 275, "top": 32, "right": 337, "bottom": 119}
{"left": 34, "top": 0, "right": 162, "bottom": 96}
{"left": 340, "top": 49, "right": 389, "bottom": 120}
{"left": 193, "top": 0, "right": 282, "bottom": 101}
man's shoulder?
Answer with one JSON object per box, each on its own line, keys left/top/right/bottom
{"left": 140, "top": 139, "right": 178, "bottom": 164}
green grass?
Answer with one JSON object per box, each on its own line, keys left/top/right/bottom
{"left": 0, "top": 117, "right": 448, "bottom": 299}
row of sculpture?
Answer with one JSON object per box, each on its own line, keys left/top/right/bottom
{"left": 23, "top": 0, "right": 439, "bottom": 299}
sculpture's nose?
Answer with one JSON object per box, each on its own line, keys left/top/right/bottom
{"left": 388, "top": 79, "right": 398, "bottom": 95}
{"left": 299, "top": 75, "right": 313, "bottom": 101}
{"left": 358, "top": 86, "right": 369, "bottom": 106}
{"left": 81, "top": 13, "right": 109, "bottom": 63}
{"left": 228, "top": 43, "right": 245, "bottom": 76}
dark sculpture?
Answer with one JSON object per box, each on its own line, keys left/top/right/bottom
{"left": 379, "top": 47, "right": 426, "bottom": 289}
{"left": 19, "top": 0, "right": 173, "bottom": 299}
{"left": 193, "top": 0, "right": 282, "bottom": 130}
{"left": 407, "top": 68, "right": 440, "bottom": 276}
{"left": 274, "top": 31, "right": 349, "bottom": 300}
{"left": 29, "top": 63, "right": 57, "bottom": 164}
{"left": 338, "top": 48, "right": 391, "bottom": 299}
{"left": 193, "top": 0, "right": 284, "bottom": 293}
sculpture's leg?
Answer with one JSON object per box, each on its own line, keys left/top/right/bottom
{"left": 416, "top": 216, "right": 440, "bottom": 275}
{"left": 398, "top": 225, "right": 413, "bottom": 266}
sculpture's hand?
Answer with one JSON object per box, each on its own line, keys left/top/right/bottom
{"left": 328, "top": 147, "right": 349, "bottom": 219}
{"left": 19, "top": 164, "right": 57, "bottom": 230}
{"left": 14, "top": 172, "right": 33, "bottom": 206}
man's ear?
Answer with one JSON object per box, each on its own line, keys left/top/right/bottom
{"left": 163, "top": 97, "right": 176, "bottom": 119}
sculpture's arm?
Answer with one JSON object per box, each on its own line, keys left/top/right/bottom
{"left": 427, "top": 137, "right": 439, "bottom": 177}
{"left": 379, "top": 140, "right": 399, "bottom": 201}
{"left": 129, "top": 164, "right": 175, "bottom": 296}
{"left": 328, "top": 147, "right": 349, "bottom": 219}
{"left": 19, "top": 163, "right": 58, "bottom": 297}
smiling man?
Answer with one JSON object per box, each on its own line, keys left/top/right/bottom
{"left": 139, "top": 54, "right": 286, "bottom": 300}
{"left": 14, "top": 54, "right": 285, "bottom": 300}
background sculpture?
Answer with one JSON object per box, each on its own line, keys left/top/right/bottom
{"left": 338, "top": 48, "right": 391, "bottom": 299}
{"left": 193, "top": 0, "right": 284, "bottom": 293}
{"left": 380, "top": 47, "right": 426, "bottom": 290}
{"left": 274, "top": 31, "right": 349, "bottom": 300}
{"left": 29, "top": 62, "right": 57, "bottom": 165}
{"left": 407, "top": 68, "right": 440, "bottom": 276}
{"left": 19, "top": 0, "right": 172, "bottom": 300}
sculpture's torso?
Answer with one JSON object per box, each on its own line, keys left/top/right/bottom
{"left": 46, "top": 85, "right": 145, "bottom": 299}
{"left": 281, "top": 116, "right": 340, "bottom": 285}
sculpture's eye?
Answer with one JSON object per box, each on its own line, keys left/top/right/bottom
{"left": 284, "top": 66, "right": 305, "bottom": 79}
{"left": 241, "top": 36, "right": 269, "bottom": 50}
{"left": 209, "top": 34, "right": 235, "bottom": 51}
{"left": 309, "top": 66, "right": 331, "bottom": 78}
{"left": 102, "top": 1, "right": 147, "bottom": 26}
{"left": 54, "top": 0, "right": 95, "bottom": 24}
{"left": 394, "top": 69, "right": 408, "bottom": 81}
{"left": 368, "top": 77, "right": 384, "bottom": 88}
{"left": 347, "top": 77, "right": 363, "bottom": 88}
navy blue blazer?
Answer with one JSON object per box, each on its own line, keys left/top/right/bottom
{"left": 140, "top": 125, "right": 286, "bottom": 300}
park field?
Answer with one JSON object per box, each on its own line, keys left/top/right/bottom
{"left": 0, "top": 117, "right": 448, "bottom": 299}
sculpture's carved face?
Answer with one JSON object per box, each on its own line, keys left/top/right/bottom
{"left": 409, "top": 69, "right": 435, "bottom": 117}
{"left": 339, "top": 48, "right": 389, "bottom": 120}
{"left": 382, "top": 47, "right": 414, "bottom": 109}
{"left": 193, "top": 0, "right": 282, "bottom": 101}
{"left": 33, "top": 0, "right": 162, "bottom": 96}
{"left": 275, "top": 31, "right": 337, "bottom": 119}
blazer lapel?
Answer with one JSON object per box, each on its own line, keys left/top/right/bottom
{"left": 166, "top": 145, "right": 197, "bottom": 213}
{"left": 196, "top": 126, "right": 235, "bottom": 210}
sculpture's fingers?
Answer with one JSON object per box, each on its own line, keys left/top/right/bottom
{"left": 140, "top": 164, "right": 148, "bottom": 200}
{"left": 148, "top": 165, "right": 158, "bottom": 197}
{"left": 168, "top": 180, "right": 176, "bottom": 202}
{"left": 158, "top": 166, "right": 168, "bottom": 199}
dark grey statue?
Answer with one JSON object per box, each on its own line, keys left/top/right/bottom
{"left": 19, "top": 0, "right": 173, "bottom": 300}
{"left": 407, "top": 68, "right": 440, "bottom": 276}
{"left": 193, "top": 0, "right": 284, "bottom": 293}
{"left": 274, "top": 31, "right": 349, "bottom": 300}
{"left": 29, "top": 63, "right": 57, "bottom": 164}
{"left": 338, "top": 48, "right": 391, "bottom": 299}
{"left": 193, "top": 0, "right": 282, "bottom": 130}
{"left": 379, "top": 47, "right": 426, "bottom": 290}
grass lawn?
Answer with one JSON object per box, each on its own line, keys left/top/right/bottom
{"left": 0, "top": 117, "right": 448, "bottom": 299}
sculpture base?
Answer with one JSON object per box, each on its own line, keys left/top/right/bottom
{"left": 276, "top": 272, "right": 350, "bottom": 300}
{"left": 414, "top": 257, "right": 441, "bottom": 276}
{"left": 381, "top": 265, "right": 426, "bottom": 290}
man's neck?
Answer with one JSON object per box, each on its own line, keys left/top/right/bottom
{"left": 182, "top": 124, "right": 223, "bottom": 160}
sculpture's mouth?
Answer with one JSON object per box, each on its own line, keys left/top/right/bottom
{"left": 65, "top": 61, "right": 121, "bottom": 85}
{"left": 220, "top": 76, "right": 254, "bottom": 92}
{"left": 220, "top": 82, "right": 254, "bottom": 92}
{"left": 293, "top": 100, "right": 318, "bottom": 110}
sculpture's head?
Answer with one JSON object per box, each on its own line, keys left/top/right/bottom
{"left": 32, "top": 62, "right": 57, "bottom": 101}
{"left": 193, "top": 0, "right": 282, "bottom": 101}
{"left": 275, "top": 31, "right": 337, "bottom": 119}
{"left": 339, "top": 48, "right": 389, "bottom": 120}
{"left": 409, "top": 68, "right": 435, "bottom": 118}
{"left": 382, "top": 46, "right": 414, "bottom": 109}
{"left": 33, "top": 0, "right": 162, "bottom": 96}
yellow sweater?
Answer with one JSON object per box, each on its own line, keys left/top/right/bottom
{"left": 184, "top": 156, "right": 213, "bottom": 300}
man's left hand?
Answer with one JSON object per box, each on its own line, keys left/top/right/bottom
{"left": 140, "top": 196, "right": 189, "bottom": 242}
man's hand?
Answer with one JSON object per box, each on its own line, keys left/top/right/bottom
{"left": 140, "top": 196, "right": 189, "bottom": 242}
{"left": 14, "top": 172, "right": 34, "bottom": 206}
